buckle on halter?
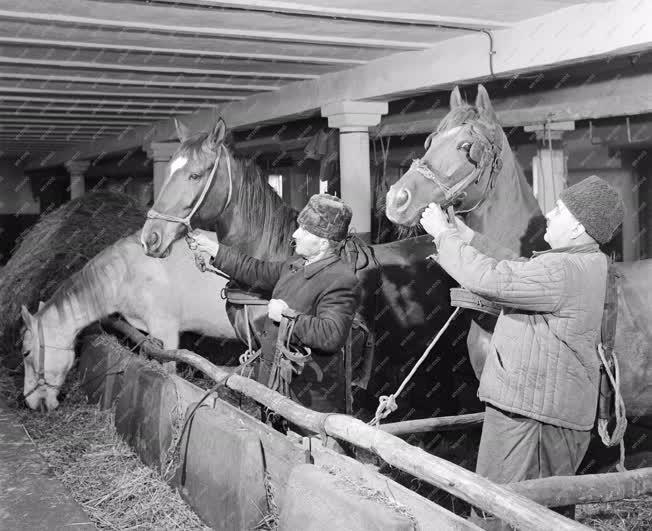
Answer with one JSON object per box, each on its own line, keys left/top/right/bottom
{"left": 37, "top": 378, "right": 46, "bottom": 386}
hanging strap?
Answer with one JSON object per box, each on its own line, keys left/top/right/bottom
{"left": 267, "top": 315, "right": 311, "bottom": 397}
{"left": 597, "top": 260, "right": 627, "bottom": 471}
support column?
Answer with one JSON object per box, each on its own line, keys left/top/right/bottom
{"left": 525, "top": 122, "right": 575, "bottom": 214}
{"left": 145, "top": 142, "right": 179, "bottom": 200}
{"left": 64, "top": 160, "right": 90, "bottom": 200}
{"left": 321, "top": 101, "right": 388, "bottom": 238}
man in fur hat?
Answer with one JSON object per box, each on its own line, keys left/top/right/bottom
{"left": 421, "top": 175, "right": 624, "bottom": 527}
{"left": 189, "top": 193, "right": 361, "bottom": 413}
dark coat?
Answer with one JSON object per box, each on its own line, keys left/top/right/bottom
{"left": 212, "top": 245, "right": 361, "bottom": 411}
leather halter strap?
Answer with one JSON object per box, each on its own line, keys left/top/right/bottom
{"left": 23, "top": 319, "right": 70, "bottom": 399}
{"left": 146, "top": 144, "right": 232, "bottom": 230}
{"left": 409, "top": 120, "right": 503, "bottom": 214}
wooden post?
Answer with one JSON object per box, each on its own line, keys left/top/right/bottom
{"left": 64, "top": 159, "right": 90, "bottom": 199}
{"left": 321, "top": 101, "right": 388, "bottom": 240}
{"left": 104, "top": 319, "right": 588, "bottom": 531}
{"left": 144, "top": 141, "right": 179, "bottom": 201}
{"left": 525, "top": 121, "right": 574, "bottom": 214}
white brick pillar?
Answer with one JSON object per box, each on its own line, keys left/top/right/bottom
{"left": 321, "top": 101, "right": 388, "bottom": 238}
{"left": 144, "top": 141, "right": 180, "bottom": 200}
{"left": 64, "top": 160, "right": 90, "bottom": 200}
{"left": 526, "top": 121, "right": 575, "bottom": 214}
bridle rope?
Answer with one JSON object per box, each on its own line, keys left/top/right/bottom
{"left": 23, "top": 319, "right": 71, "bottom": 399}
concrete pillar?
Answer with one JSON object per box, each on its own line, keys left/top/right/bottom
{"left": 144, "top": 142, "right": 179, "bottom": 200}
{"left": 525, "top": 121, "right": 575, "bottom": 214}
{"left": 321, "top": 101, "right": 388, "bottom": 237}
{"left": 64, "top": 160, "right": 90, "bottom": 200}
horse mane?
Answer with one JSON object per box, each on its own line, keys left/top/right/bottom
{"left": 180, "top": 132, "right": 298, "bottom": 256}
{"left": 41, "top": 244, "right": 128, "bottom": 322}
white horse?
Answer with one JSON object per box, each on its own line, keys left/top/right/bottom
{"left": 21, "top": 232, "right": 234, "bottom": 410}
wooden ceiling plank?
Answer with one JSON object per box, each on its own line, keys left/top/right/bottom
{"left": 0, "top": 95, "right": 215, "bottom": 108}
{"left": 0, "top": 35, "right": 367, "bottom": 65}
{"left": 0, "top": 110, "right": 193, "bottom": 119}
{"left": 165, "top": 0, "right": 511, "bottom": 29}
{"left": 0, "top": 5, "right": 436, "bottom": 50}
{"left": 0, "top": 104, "right": 196, "bottom": 114}
{"left": 0, "top": 86, "right": 246, "bottom": 101}
{"left": 0, "top": 56, "right": 320, "bottom": 80}
{"left": 0, "top": 72, "right": 282, "bottom": 91}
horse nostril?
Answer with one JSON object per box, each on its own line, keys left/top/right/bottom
{"left": 395, "top": 188, "right": 411, "bottom": 211}
{"left": 147, "top": 231, "right": 159, "bottom": 249}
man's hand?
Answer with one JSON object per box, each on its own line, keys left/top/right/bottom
{"left": 268, "top": 299, "right": 289, "bottom": 323}
{"left": 187, "top": 229, "right": 219, "bottom": 257}
{"left": 421, "top": 203, "right": 455, "bottom": 239}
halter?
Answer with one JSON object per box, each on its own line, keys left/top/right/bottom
{"left": 146, "top": 144, "right": 233, "bottom": 230}
{"left": 23, "top": 319, "right": 71, "bottom": 400}
{"left": 409, "top": 120, "right": 503, "bottom": 214}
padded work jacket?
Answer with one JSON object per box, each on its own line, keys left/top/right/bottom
{"left": 434, "top": 230, "right": 607, "bottom": 430}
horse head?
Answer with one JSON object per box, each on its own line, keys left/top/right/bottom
{"left": 21, "top": 304, "right": 75, "bottom": 411}
{"left": 141, "top": 118, "right": 232, "bottom": 258}
{"left": 386, "top": 85, "right": 505, "bottom": 226}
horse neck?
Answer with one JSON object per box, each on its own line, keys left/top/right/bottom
{"left": 466, "top": 144, "right": 545, "bottom": 256}
{"left": 40, "top": 246, "right": 125, "bottom": 343}
{"left": 199, "top": 154, "right": 298, "bottom": 260}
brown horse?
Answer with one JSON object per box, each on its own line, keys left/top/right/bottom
{"left": 138, "top": 95, "right": 545, "bottom": 419}
{"left": 386, "top": 85, "right": 652, "bottom": 418}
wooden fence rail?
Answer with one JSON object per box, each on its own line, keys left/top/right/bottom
{"left": 104, "top": 318, "right": 589, "bottom": 531}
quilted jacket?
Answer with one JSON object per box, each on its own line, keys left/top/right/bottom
{"left": 434, "top": 230, "right": 608, "bottom": 430}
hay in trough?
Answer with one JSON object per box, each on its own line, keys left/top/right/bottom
{"left": 10, "top": 376, "right": 210, "bottom": 531}
{"left": 0, "top": 192, "right": 145, "bottom": 365}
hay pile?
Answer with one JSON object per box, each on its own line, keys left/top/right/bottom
{"left": 0, "top": 192, "right": 145, "bottom": 365}
{"left": 5, "top": 377, "right": 210, "bottom": 530}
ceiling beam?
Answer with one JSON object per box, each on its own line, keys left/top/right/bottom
{"left": 161, "top": 0, "right": 511, "bottom": 30}
{"left": 0, "top": 95, "right": 215, "bottom": 108}
{"left": 0, "top": 104, "right": 194, "bottom": 115}
{"left": 0, "top": 111, "right": 193, "bottom": 120}
{"left": 0, "top": 1, "right": 436, "bottom": 50}
{"left": 0, "top": 56, "right": 320, "bottom": 80}
{"left": 0, "top": 72, "right": 282, "bottom": 92}
{"left": 374, "top": 72, "right": 652, "bottom": 136}
{"left": 0, "top": 86, "right": 245, "bottom": 101}
{"left": 37, "top": 0, "right": 652, "bottom": 168}
{"left": 0, "top": 36, "right": 367, "bottom": 66}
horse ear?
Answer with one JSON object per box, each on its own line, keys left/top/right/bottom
{"left": 475, "top": 85, "right": 497, "bottom": 120}
{"left": 424, "top": 132, "right": 436, "bottom": 150}
{"left": 21, "top": 304, "right": 33, "bottom": 326}
{"left": 174, "top": 118, "right": 191, "bottom": 143}
{"left": 207, "top": 119, "right": 227, "bottom": 151}
{"left": 38, "top": 301, "right": 45, "bottom": 311}
{"left": 450, "top": 86, "right": 464, "bottom": 109}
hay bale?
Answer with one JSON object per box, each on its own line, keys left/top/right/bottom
{"left": 0, "top": 192, "right": 145, "bottom": 366}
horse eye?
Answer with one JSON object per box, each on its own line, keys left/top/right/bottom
{"left": 458, "top": 142, "right": 472, "bottom": 152}
{"left": 189, "top": 172, "right": 202, "bottom": 180}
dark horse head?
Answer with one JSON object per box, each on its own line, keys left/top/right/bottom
{"left": 386, "top": 85, "right": 545, "bottom": 257}
{"left": 141, "top": 118, "right": 297, "bottom": 260}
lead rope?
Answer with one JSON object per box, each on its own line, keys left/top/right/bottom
{"left": 368, "top": 307, "right": 462, "bottom": 426}
{"left": 597, "top": 343, "right": 628, "bottom": 471}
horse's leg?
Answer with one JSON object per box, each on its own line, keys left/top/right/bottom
{"left": 146, "top": 323, "right": 180, "bottom": 375}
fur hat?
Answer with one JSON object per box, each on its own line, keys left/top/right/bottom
{"left": 559, "top": 175, "right": 624, "bottom": 244}
{"left": 297, "top": 194, "right": 352, "bottom": 242}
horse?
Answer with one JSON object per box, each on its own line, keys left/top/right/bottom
{"left": 137, "top": 88, "right": 547, "bottom": 421}
{"left": 20, "top": 232, "right": 234, "bottom": 411}
{"left": 385, "top": 85, "right": 652, "bottom": 419}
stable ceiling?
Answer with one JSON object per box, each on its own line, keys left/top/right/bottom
{"left": 0, "top": 0, "right": 624, "bottom": 164}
